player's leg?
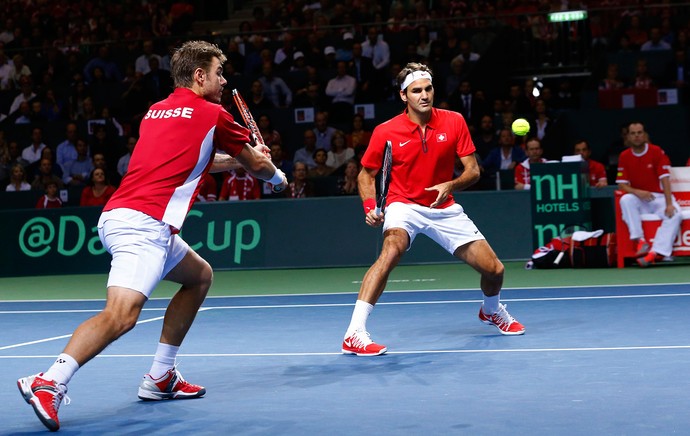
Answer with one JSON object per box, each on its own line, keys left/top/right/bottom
{"left": 619, "top": 193, "right": 650, "bottom": 257}
{"left": 639, "top": 196, "right": 682, "bottom": 266}
{"left": 18, "top": 210, "right": 166, "bottom": 431}
{"left": 138, "top": 240, "right": 210, "bottom": 400}
{"left": 455, "top": 240, "right": 525, "bottom": 335}
{"left": 342, "top": 228, "right": 410, "bottom": 356}
{"left": 17, "top": 287, "right": 146, "bottom": 431}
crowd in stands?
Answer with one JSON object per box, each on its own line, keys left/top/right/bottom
{"left": 0, "top": 0, "right": 689, "bottom": 208}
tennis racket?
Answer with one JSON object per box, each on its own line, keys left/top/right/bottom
{"left": 553, "top": 224, "right": 589, "bottom": 265}
{"left": 232, "top": 89, "right": 264, "bottom": 146}
{"left": 375, "top": 140, "right": 393, "bottom": 215}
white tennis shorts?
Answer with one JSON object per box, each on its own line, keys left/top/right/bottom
{"left": 97, "top": 208, "right": 190, "bottom": 298}
{"left": 383, "top": 202, "right": 485, "bottom": 253}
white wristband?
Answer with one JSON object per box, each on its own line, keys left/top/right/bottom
{"left": 267, "top": 169, "right": 286, "bottom": 185}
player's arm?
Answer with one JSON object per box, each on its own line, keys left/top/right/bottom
{"left": 210, "top": 141, "right": 271, "bottom": 173}
{"left": 234, "top": 144, "right": 288, "bottom": 192}
{"left": 425, "top": 153, "right": 480, "bottom": 208}
{"left": 358, "top": 165, "right": 384, "bottom": 227}
{"left": 209, "top": 152, "right": 241, "bottom": 173}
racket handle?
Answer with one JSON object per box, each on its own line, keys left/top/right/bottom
{"left": 554, "top": 251, "right": 565, "bottom": 265}
{"left": 374, "top": 207, "right": 381, "bottom": 215}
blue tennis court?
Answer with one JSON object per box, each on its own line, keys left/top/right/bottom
{"left": 2, "top": 274, "right": 689, "bottom": 435}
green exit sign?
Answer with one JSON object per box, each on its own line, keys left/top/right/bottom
{"left": 548, "top": 10, "right": 588, "bottom": 22}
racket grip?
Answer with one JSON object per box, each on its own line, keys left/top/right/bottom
{"left": 554, "top": 251, "right": 565, "bottom": 265}
{"left": 374, "top": 207, "right": 381, "bottom": 215}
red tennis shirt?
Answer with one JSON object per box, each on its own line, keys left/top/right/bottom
{"left": 104, "top": 88, "right": 249, "bottom": 230}
{"left": 361, "top": 108, "right": 475, "bottom": 209}
{"left": 615, "top": 143, "right": 671, "bottom": 193}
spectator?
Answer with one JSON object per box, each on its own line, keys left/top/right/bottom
{"left": 5, "top": 163, "right": 30, "bottom": 191}
{"left": 8, "top": 75, "right": 36, "bottom": 115}
{"left": 482, "top": 128, "right": 527, "bottom": 186}
{"left": 79, "top": 167, "right": 116, "bottom": 206}
{"left": 616, "top": 121, "right": 681, "bottom": 267}
{"left": 347, "top": 42, "right": 374, "bottom": 102}
{"left": 63, "top": 138, "right": 93, "bottom": 187}
{"left": 135, "top": 40, "right": 162, "bottom": 77}
{"left": 21, "top": 127, "right": 48, "bottom": 164}
{"left": 91, "top": 152, "right": 121, "bottom": 187}
{"left": 30, "top": 158, "right": 64, "bottom": 191}
{"left": 83, "top": 45, "right": 123, "bottom": 83}
{"left": 472, "top": 114, "right": 499, "bottom": 162}
{"left": 293, "top": 129, "right": 318, "bottom": 168}
{"left": 0, "top": 48, "right": 11, "bottom": 90}
{"left": 196, "top": 172, "right": 218, "bottom": 202}
{"left": 258, "top": 62, "right": 292, "bottom": 108}
{"left": 257, "top": 114, "right": 281, "bottom": 147}
{"left": 625, "top": 15, "right": 648, "bottom": 50}
{"left": 336, "top": 158, "right": 359, "bottom": 195}
{"left": 246, "top": 80, "right": 275, "bottom": 112}
{"left": 142, "top": 57, "right": 173, "bottom": 103}
{"left": 288, "top": 161, "right": 313, "bottom": 198}
{"left": 641, "top": 27, "right": 672, "bottom": 51}
{"left": 8, "top": 54, "right": 31, "bottom": 88}
{"left": 293, "top": 81, "right": 328, "bottom": 111}
{"left": 308, "top": 148, "right": 334, "bottom": 178}
{"left": 312, "top": 111, "right": 337, "bottom": 151}
{"left": 89, "top": 124, "right": 125, "bottom": 181}
{"left": 346, "top": 113, "right": 372, "bottom": 150}
{"left": 273, "top": 33, "right": 296, "bottom": 72}
{"left": 528, "top": 98, "right": 553, "bottom": 141}
{"left": 55, "top": 122, "right": 80, "bottom": 168}
{"left": 325, "top": 61, "right": 357, "bottom": 123}
{"left": 326, "top": 130, "right": 354, "bottom": 170}
{"left": 599, "top": 63, "right": 625, "bottom": 90}
{"left": 336, "top": 32, "right": 355, "bottom": 63}
{"left": 35, "top": 180, "right": 62, "bottom": 209}
{"left": 361, "top": 26, "right": 391, "bottom": 98}
{"left": 573, "top": 140, "right": 608, "bottom": 188}
{"left": 631, "top": 58, "right": 655, "bottom": 89}
{"left": 218, "top": 167, "right": 261, "bottom": 201}
{"left": 117, "top": 136, "right": 137, "bottom": 178}
{"left": 28, "top": 147, "right": 63, "bottom": 181}
{"left": 5, "top": 140, "right": 28, "bottom": 170}
{"left": 664, "top": 49, "right": 690, "bottom": 102}
{"left": 514, "top": 137, "right": 547, "bottom": 190}
{"left": 447, "top": 80, "right": 485, "bottom": 129}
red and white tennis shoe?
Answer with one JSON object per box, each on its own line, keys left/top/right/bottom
{"left": 137, "top": 367, "right": 206, "bottom": 400}
{"left": 17, "top": 373, "right": 70, "bottom": 431}
{"left": 342, "top": 330, "right": 387, "bottom": 356}
{"left": 634, "top": 239, "right": 651, "bottom": 258}
{"left": 479, "top": 303, "right": 526, "bottom": 335}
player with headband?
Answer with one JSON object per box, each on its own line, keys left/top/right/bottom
{"left": 341, "top": 62, "right": 525, "bottom": 356}
{"left": 17, "top": 40, "right": 287, "bottom": 431}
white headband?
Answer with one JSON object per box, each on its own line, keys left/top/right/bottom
{"left": 400, "top": 71, "right": 432, "bottom": 90}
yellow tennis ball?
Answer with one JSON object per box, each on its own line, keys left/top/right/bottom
{"left": 511, "top": 118, "right": 530, "bottom": 136}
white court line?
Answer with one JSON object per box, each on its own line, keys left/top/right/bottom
{"left": 1, "top": 344, "right": 690, "bottom": 359}
{"left": 0, "top": 308, "right": 212, "bottom": 351}
{"left": 2, "top": 292, "right": 690, "bottom": 315}
{"left": 1, "top": 294, "right": 688, "bottom": 351}
{"left": 2, "top": 281, "right": 690, "bottom": 303}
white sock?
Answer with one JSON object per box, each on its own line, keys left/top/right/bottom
{"left": 42, "top": 353, "right": 79, "bottom": 385}
{"left": 344, "top": 300, "right": 374, "bottom": 338}
{"left": 482, "top": 295, "right": 500, "bottom": 315}
{"left": 148, "top": 343, "right": 179, "bottom": 379}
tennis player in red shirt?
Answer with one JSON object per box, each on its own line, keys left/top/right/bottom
{"left": 573, "top": 140, "right": 608, "bottom": 188}
{"left": 616, "top": 121, "right": 681, "bottom": 267}
{"left": 18, "top": 41, "right": 287, "bottom": 431}
{"left": 341, "top": 62, "right": 525, "bottom": 356}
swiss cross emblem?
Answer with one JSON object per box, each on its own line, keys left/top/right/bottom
{"left": 437, "top": 133, "right": 447, "bottom": 142}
